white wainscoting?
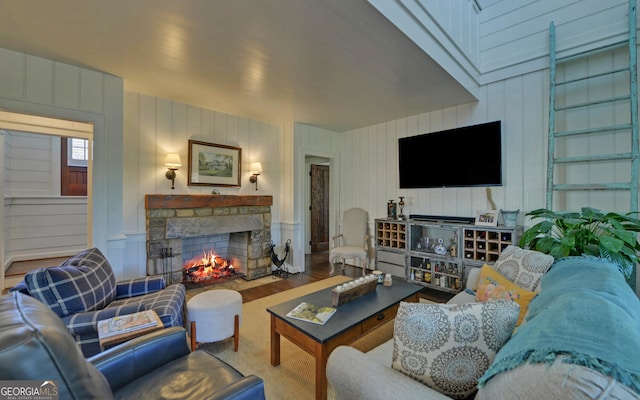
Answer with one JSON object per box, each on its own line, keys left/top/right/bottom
{"left": 4, "top": 196, "right": 88, "bottom": 269}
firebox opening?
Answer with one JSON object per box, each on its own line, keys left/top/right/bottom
{"left": 183, "top": 249, "right": 238, "bottom": 283}
{"left": 181, "top": 232, "right": 249, "bottom": 286}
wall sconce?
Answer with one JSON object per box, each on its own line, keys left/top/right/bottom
{"left": 249, "top": 162, "right": 262, "bottom": 191}
{"left": 164, "top": 153, "right": 182, "bottom": 190}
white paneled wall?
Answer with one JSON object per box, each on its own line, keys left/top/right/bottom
{"left": 5, "top": 197, "right": 87, "bottom": 261}
{"left": 340, "top": 68, "right": 551, "bottom": 226}
{"left": 124, "top": 93, "right": 282, "bottom": 233}
{"left": 293, "top": 123, "right": 343, "bottom": 265}
{"left": 479, "top": 0, "right": 631, "bottom": 82}
{"left": 122, "top": 93, "right": 284, "bottom": 276}
{"left": 0, "top": 48, "right": 124, "bottom": 287}
{"left": 3, "top": 131, "right": 88, "bottom": 263}
{"left": 5, "top": 131, "right": 60, "bottom": 197}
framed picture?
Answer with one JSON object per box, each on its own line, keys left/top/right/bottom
{"left": 475, "top": 210, "right": 498, "bottom": 227}
{"left": 188, "top": 140, "right": 242, "bottom": 187}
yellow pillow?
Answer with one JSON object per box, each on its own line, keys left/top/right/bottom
{"left": 476, "top": 264, "right": 536, "bottom": 326}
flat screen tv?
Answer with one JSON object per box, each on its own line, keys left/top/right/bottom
{"left": 398, "top": 121, "right": 502, "bottom": 188}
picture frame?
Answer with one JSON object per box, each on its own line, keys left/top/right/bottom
{"left": 188, "top": 140, "right": 242, "bottom": 187}
{"left": 475, "top": 210, "right": 498, "bottom": 227}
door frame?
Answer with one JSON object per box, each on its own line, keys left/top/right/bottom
{"left": 0, "top": 111, "right": 93, "bottom": 291}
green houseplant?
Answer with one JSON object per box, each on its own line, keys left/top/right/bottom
{"left": 519, "top": 207, "right": 640, "bottom": 280}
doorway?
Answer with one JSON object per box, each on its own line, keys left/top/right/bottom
{"left": 0, "top": 111, "right": 93, "bottom": 291}
{"left": 310, "top": 164, "right": 329, "bottom": 253}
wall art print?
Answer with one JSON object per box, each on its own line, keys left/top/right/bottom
{"left": 188, "top": 140, "right": 241, "bottom": 187}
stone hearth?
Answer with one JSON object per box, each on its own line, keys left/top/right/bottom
{"left": 145, "top": 195, "right": 273, "bottom": 283}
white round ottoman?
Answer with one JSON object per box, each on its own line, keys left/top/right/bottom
{"left": 187, "top": 289, "right": 242, "bottom": 351}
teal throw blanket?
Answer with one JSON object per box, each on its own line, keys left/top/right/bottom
{"left": 478, "top": 256, "right": 640, "bottom": 394}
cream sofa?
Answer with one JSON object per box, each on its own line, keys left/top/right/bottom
{"left": 327, "top": 257, "right": 640, "bottom": 400}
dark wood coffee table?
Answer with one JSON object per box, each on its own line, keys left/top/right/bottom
{"left": 267, "top": 279, "right": 422, "bottom": 400}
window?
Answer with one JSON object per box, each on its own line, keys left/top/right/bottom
{"left": 67, "top": 138, "right": 88, "bottom": 167}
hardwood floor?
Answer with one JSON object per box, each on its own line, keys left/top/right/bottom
{"left": 237, "top": 251, "right": 454, "bottom": 303}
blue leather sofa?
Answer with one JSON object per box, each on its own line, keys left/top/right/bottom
{"left": 0, "top": 291, "right": 265, "bottom": 400}
{"left": 11, "top": 247, "right": 186, "bottom": 357}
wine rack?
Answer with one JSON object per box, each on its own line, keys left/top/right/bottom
{"left": 374, "top": 220, "right": 407, "bottom": 278}
{"left": 375, "top": 220, "right": 406, "bottom": 249}
{"left": 462, "top": 226, "right": 522, "bottom": 265}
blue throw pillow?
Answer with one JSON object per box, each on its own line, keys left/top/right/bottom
{"left": 25, "top": 248, "right": 116, "bottom": 317}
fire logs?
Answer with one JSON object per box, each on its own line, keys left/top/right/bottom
{"left": 183, "top": 251, "right": 237, "bottom": 284}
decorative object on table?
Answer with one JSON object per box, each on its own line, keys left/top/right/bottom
{"left": 383, "top": 273, "right": 393, "bottom": 286}
{"left": 475, "top": 210, "right": 498, "bottom": 227}
{"left": 421, "top": 236, "right": 433, "bottom": 252}
{"left": 331, "top": 275, "right": 378, "bottom": 307}
{"left": 398, "top": 196, "right": 405, "bottom": 220}
{"left": 434, "top": 238, "right": 448, "bottom": 255}
{"left": 518, "top": 207, "right": 640, "bottom": 283}
{"left": 500, "top": 209, "right": 519, "bottom": 227}
{"left": 286, "top": 302, "right": 337, "bottom": 325}
{"left": 486, "top": 187, "right": 497, "bottom": 210}
{"left": 387, "top": 199, "right": 397, "bottom": 219}
{"left": 187, "top": 140, "right": 241, "bottom": 187}
{"left": 372, "top": 270, "right": 384, "bottom": 283}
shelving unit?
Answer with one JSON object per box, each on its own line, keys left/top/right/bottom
{"left": 407, "top": 254, "right": 462, "bottom": 293}
{"left": 406, "top": 221, "right": 461, "bottom": 293}
{"left": 374, "top": 218, "right": 521, "bottom": 294}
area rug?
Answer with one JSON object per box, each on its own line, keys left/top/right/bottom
{"left": 185, "top": 275, "right": 282, "bottom": 302}
{"left": 199, "top": 275, "right": 396, "bottom": 400}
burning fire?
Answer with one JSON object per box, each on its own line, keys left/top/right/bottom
{"left": 183, "top": 250, "right": 236, "bottom": 282}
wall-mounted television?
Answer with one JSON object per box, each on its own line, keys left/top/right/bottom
{"left": 398, "top": 121, "right": 502, "bottom": 188}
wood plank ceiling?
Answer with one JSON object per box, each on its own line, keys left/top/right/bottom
{"left": 0, "top": 0, "right": 477, "bottom": 132}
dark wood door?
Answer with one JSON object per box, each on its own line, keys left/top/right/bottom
{"left": 310, "top": 164, "right": 329, "bottom": 253}
{"left": 60, "top": 137, "right": 87, "bottom": 196}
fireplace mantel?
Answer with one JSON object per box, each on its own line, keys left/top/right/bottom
{"left": 145, "top": 194, "right": 272, "bottom": 209}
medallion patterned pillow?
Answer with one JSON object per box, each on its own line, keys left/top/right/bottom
{"left": 391, "top": 300, "right": 519, "bottom": 399}
{"left": 492, "top": 245, "right": 554, "bottom": 291}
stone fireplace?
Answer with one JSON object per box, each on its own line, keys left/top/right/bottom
{"left": 145, "top": 195, "right": 273, "bottom": 284}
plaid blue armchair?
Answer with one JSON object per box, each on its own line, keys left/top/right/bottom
{"left": 11, "top": 247, "right": 185, "bottom": 357}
